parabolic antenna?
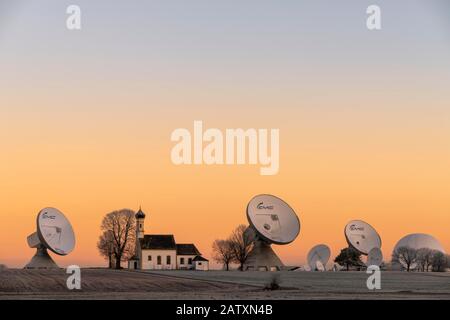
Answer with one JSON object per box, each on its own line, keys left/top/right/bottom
{"left": 344, "top": 220, "right": 381, "bottom": 255}
{"left": 315, "top": 260, "right": 325, "bottom": 271}
{"left": 247, "top": 194, "right": 300, "bottom": 245}
{"left": 243, "top": 194, "right": 300, "bottom": 271}
{"left": 307, "top": 244, "right": 331, "bottom": 271}
{"left": 393, "top": 233, "right": 445, "bottom": 253}
{"left": 25, "top": 207, "right": 76, "bottom": 269}
{"left": 393, "top": 233, "right": 444, "bottom": 270}
{"left": 332, "top": 263, "right": 341, "bottom": 272}
{"left": 367, "top": 247, "right": 383, "bottom": 267}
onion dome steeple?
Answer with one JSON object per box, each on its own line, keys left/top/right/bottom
{"left": 135, "top": 206, "right": 146, "bottom": 219}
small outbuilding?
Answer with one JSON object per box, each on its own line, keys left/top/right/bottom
{"left": 176, "top": 244, "right": 201, "bottom": 270}
{"left": 193, "top": 255, "right": 209, "bottom": 271}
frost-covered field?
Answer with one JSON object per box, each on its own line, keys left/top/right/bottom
{"left": 146, "top": 270, "right": 450, "bottom": 299}
{"left": 0, "top": 269, "right": 449, "bottom": 299}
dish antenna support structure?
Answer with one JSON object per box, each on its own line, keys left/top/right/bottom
{"left": 243, "top": 194, "right": 300, "bottom": 271}
{"left": 25, "top": 207, "right": 76, "bottom": 269}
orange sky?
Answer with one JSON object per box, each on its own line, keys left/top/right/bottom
{"left": 0, "top": 98, "right": 449, "bottom": 268}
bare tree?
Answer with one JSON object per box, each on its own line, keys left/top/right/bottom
{"left": 392, "top": 246, "right": 418, "bottom": 272}
{"left": 431, "top": 250, "right": 447, "bottom": 272}
{"left": 100, "top": 209, "right": 136, "bottom": 269}
{"left": 229, "top": 224, "right": 254, "bottom": 271}
{"left": 416, "top": 248, "right": 433, "bottom": 272}
{"left": 212, "top": 239, "right": 234, "bottom": 271}
{"left": 97, "top": 230, "right": 115, "bottom": 268}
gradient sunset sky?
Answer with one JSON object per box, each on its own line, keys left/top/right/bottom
{"left": 0, "top": 0, "right": 449, "bottom": 268}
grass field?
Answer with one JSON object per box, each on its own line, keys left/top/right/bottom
{"left": 0, "top": 269, "right": 449, "bottom": 300}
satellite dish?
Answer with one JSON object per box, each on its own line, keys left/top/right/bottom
{"left": 332, "top": 263, "right": 342, "bottom": 271}
{"left": 392, "top": 233, "right": 444, "bottom": 271}
{"left": 393, "top": 233, "right": 445, "bottom": 253}
{"left": 307, "top": 244, "right": 331, "bottom": 271}
{"left": 25, "top": 207, "right": 76, "bottom": 269}
{"left": 344, "top": 220, "right": 381, "bottom": 255}
{"left": 243, "top": 194, "right": 300, "bottom": 271}
{"left": 315, "top": 260, "right": 325, "bottom": 271}
{"left": 247, "top": 194, "right": 300, "bottom": 245}
{"left": 367, "top": 247, "right": 383, "bottom": 267}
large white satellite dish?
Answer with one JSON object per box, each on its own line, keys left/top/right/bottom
{"left": 392, "top": 233, "right": 444, "bottom": 270}
{"left": 367, "top": 247, "right": 383, "bottom": 267}
{"left": 247, "top": 194, "right": 300, "bottom": 245}
{"left": 344, "top": 220, "right": 381, "bottom": 255}
{"left": 307, "top": 244, "right": 331, "bottom": 271}
{"left": 243, "top": 194, "right": 300, "bottom": 271}
{"left": 393, "top": 233, "right": 445, "bottom": 253}
{"left": 25, "top": 207, "right": 76, "bottom": 269}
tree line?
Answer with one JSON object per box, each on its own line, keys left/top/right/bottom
{"left": 334, "top": 246, "right": 449, "bottom": 272}
{"left": 95, "top": 209, "right": 448, "bottom": 273}
{"left": 391, "top": 247, "right": 448, "bottom": 272}
{"left": 211, "top": 225, "right": 254, "bottom": 271}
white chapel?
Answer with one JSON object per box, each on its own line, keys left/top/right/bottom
{"left": 128, "top": 208, "right": 209, "bottom": 271}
